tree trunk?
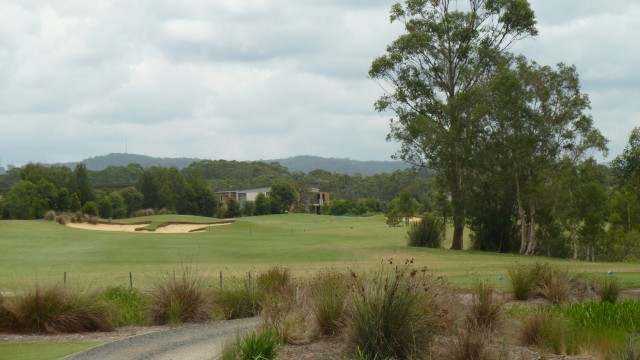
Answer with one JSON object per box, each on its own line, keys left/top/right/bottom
{"left": 451, "top": 209, "right": 465, "bottom": 250}
{"left": 525, "top": 204, "right": 537, "bottom": 255}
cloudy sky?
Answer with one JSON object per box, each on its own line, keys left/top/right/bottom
{"left": 0, "top": 0, "right": 638, "bottom": 167}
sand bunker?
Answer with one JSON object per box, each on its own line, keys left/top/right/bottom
{"left": 66, "top": 222, "right": 231, "bottom": 234}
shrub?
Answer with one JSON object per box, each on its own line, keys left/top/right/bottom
{"left": 148, "top": 266, "right": 211, "bottom": 326}
{"left": 87, "top": 216, "right": 100, "bottom": 225}
{"left": 344, "top": 265, "right": 452, "bottom": 360}
{"left": 467, "top": 281, "right": 502, "bottom": 332}
{"left": 103, "top": 286, "right": 149, "bottom": 326}
{"left": 43, "top": 210, "right": 56, "bottom": 221}
{"left": 55, "top": 214, "right": 70, "bottom": 225}
{"left": 5, "top": 284, "right": 115, "bottom": 333}
{"left": 262, "top": 283, "right": 316, "bottom": 344}
{"left": 406, "top": 216, "right": 444, "bottom": 248}
{"left": 599, "top": 276, "right": 622, "bottom": 303}
{"left": 310, "top": 269, "right": 349, "bottom": 335}
{"left": 222, "top": 328, "right": 280, "bottom": 360}
{"left": 134, "top": 208, "right": 155, "bottom": 217}
{"left": 157, "top": 208, "right": 174, "bottom": 215}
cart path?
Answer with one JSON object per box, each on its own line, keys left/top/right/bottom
{"left": 63, "top": 317, "right": 260, "bottom": 360}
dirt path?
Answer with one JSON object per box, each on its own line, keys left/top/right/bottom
{"left": 62, "top": 318, "right": 259, "bottom": 360}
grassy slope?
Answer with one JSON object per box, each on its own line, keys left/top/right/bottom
{"left": 0, "top": 214, "right": 638, "bottom": 291}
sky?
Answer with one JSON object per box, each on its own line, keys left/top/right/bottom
{"left": 0, "top": 0, "right": 638, "bottom": 167}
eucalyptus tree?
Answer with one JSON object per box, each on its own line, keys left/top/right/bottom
{"left": 370, "top": 0, "right": 537, "bottom": 249}
{"left": 483, "top": 56, "right": 608, "bottom": 255}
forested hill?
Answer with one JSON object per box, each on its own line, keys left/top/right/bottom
{"left": 48, "top": 153, "right": 411, "bottom": 176}
{"left": 266, "top": 155, "right": 411, "bottom": 176}
{"left": 53, "top": 153, "right": 201, "bottom": 171}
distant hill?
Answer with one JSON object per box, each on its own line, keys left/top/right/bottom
{"left": 48, "top": 153, "right": 411, "bottom": 175}
{"left": 265, "top": 155, "right": 411, "bottom": 176}
{"left": 53, "top": 153, "right": 202, "bottom": 171}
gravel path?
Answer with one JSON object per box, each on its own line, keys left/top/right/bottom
{"left": 63, "top": 318, "right": 260, "bottom": 360}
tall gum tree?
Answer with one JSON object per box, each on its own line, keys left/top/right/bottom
{"left": 484, "top": 56, "right": 608, "bottom": 255}
{"left": 370, "top": 0, "right": 537, "bottom": 249}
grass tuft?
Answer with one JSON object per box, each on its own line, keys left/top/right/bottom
{"left": 467, "top": 281, "right": 502, "bottom": 332}
{"left": 102, "top": 285, "right": 149, "bottom": 326}
{"left": 538, "top": 269, "right": 573, "bottom": 304}
{"left": 309, "top": 269, "right": 349, "bottom": 335}
{"left": 439, "top": 325, "right": 495, "bottom": 360}
{"left": 221, "top": 328, "right": 280, "bottom": 360}
{"left": 4, "top": 284, "right": 115, "bottom": 333}
{"left": 213, "top": 281, "right": 260, "bottom": 320}
{"left": 256, "top": 266, "right": 290, "bottom": 296}
{"left": 148, "top": 266, "right": 211, "bottom": 326}
{"left": 599, "top": 276, "right": 622, "bottom": 303}
{"left": 343, "top": 264, "right": 453, "bottom": 360}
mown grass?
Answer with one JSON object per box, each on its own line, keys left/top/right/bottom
{"left": 0, "top": 214, "right": 639, "bottom": 292}
{"left": 0, "top": 342, "right": 103, "bottom": 360}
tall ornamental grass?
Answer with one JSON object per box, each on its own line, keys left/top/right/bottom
{"left": 344, "top": 263, "right": 453, "bottom": 360}
{"left": 4, "top": 284, "right": 115, "bottom": 333}
{"left": 148, "top": 266, "right": 211, "bottom": 326}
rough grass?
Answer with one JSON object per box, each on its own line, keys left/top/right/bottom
{"left": 599, "top": 275, "right": 623, "bottom": 303}
{"left": 148, "top": 266, "right": 211, "bottom": 326}
{"left": 467, "top": 281, "right": 503, "bottom": 332}
{"left": 3, "top": 284, "right": 115, "bottom": 334}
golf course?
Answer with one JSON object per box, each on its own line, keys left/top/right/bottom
{"left": 1, "top": 214, "right": 638, "bottom": 292}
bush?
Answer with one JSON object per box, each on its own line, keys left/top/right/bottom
{"left": 103, "top": 286, "right": 149, "bottom": 326}
{"left": 406, "top": 216, "right": 444, "bottom": 248}
{"left": 157, "top": 208, "right": 174, "bottom": 215}
{"left": 134, "top": 208, "right": 155, "bottom": 217}
{"left": 55, "top": 214, "right": 70, "bottom": 225}
{"left": 599, "top": 276, "right": 622, "bottom": 303}
{"left": 4, "top": 284, "right": 115, "bottom": 333}
{"left": 310, "top": 269, "right": 349, "bottom": 335}
{"left": 221, "top": 328, "right": 280, "bottom": 360}
{"left": 467, "top": 281, "right": 502, "bottom": 332}
{"left": 344, "top": 264, "right": 453, "bottom": 360}
{"left": 43, "top": 210, "right": 56, "bottom": 221}
{"left": 148, "top": 266, "right": 211, "bottom": 326}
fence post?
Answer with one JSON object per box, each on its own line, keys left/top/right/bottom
{"left": 129, "top": 272, "right": 133, "bottom": 290}
{"left": 64, "top": 272, "right": 67, "bottom": 287}
{"left": 248, "top": 271, "right": 251, "bottom": 289}
{"left": 219, "top": 271, "right": 223, "bottom": 289}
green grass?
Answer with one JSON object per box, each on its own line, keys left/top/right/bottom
{"left": 0, "top": 342, "right": 102, "bottom": 360}
{"left": 0, "top": 214, "right": 639, "bottom": 291}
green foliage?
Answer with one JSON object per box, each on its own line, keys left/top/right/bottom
{"left": 344, "top": 265, "right": 452, "bottom": 360}
{"left": 223, "top": 328, "right": 280, "bottom": 360}
{"left": 519, "top": 309, "right": 574, "bottom": 354}
{"left": 4, "top": 284, "right": 115, "bottom": 333}
{"left": 119, "top": 186, "right": 144, "bottom": 216}
{"left": 82, "top": 201, "right": 98, "bottom": 217}
{"left": 242, "top": 200, "right": 254, "bottom": 216}
{"left": 385, "top": 210, "right": 402, "bottom": 227}
{"left": 43, "top": 210, "right": 56, "bottom": 221}
{"left": 213, "top": 281, "right": 260, "bottom": 320}
{"left": 102, "top": 285, "right": 149, "bottom": 326}
{"left": 224, "top": 197, "right": 242, "bottom": 218}
{"left": 562, "top": 300, "right": 640, "bottom": 333}
{"left": 254, "top": 193, "right": 270, "bottom": 216}
{"left": 97, "top": 197, "right": 113, "bottom": 218}
{"left": 256, "top": 266, "right": 290, "bottom": 295}
{"left": 269, "top": 180, "right": 298, "bottom": 214}
{"left": 608, "top": 335, "right": 640, "bottom": 360}
{"left": 407, "top": 216, "right": 444, "bottom": 248}
{"left": 148, "top": 266, "right": 211, "bottom": 326}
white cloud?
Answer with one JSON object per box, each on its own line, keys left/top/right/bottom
{"left": 0, "top": 0, "right": 637, "bottom": 166}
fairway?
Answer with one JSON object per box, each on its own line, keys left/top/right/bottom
{"left": 0, "top": 214, "right": 639, "bottom": 291}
